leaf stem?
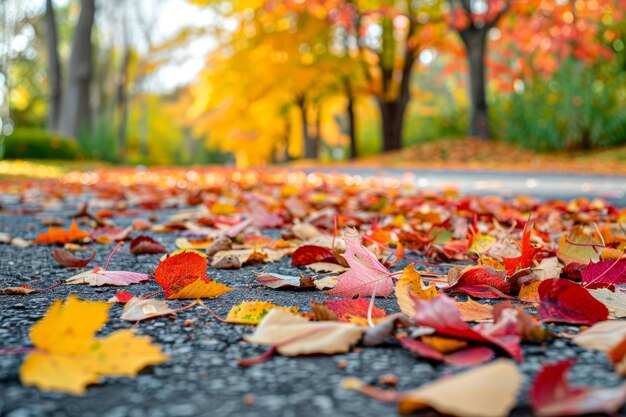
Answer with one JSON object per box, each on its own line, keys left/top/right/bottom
{"left": 197, "top": 299, "right": 228, "bottom": 322}
{"left": 104, "top": 241, "right": 124, "bottom": 270}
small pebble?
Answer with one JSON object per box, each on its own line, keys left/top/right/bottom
{"left": 378, "top": 373, "right": 398, "bottom": 386}
{"left": 243, "top": 394, "right": 255, "bottom": 406}
{"left": 337, "top": 360, "right": 348, "bottom": 369}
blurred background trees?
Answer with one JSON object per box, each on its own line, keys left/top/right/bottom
{"left": 0, "top": 0, "right": 625, "bottom": 167}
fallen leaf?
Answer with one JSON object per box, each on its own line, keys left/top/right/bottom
{"left": 34, "top": 220, "right": 90, "bottom": 244}
{"left": 154, "top": 250, "right": 233, "bottom": 299}
{"left": 502, "top": 221, "right": 539, "bottom": 276}
{"left": 557, "top": 226, "right": 602, "bottom": 266}
{"left": 2, "top": 286, "right": 37, "bottom": 295}
{"left": 213, "top": 254, "right": 243, "bottom": 269}
{"left": 518, "top": 280, "right": 541, "bottom": 302}
{"left": 129, "top": 236, "right": 167, "bottom": 255}
{"left": 446, "top": 265, "right": 514, "bottom": 298}
{"left": 66, "top": 269, "right": 149, "bottom": 287}
{"left": 51, "top": 248, "right": 96, "bottom": 268}
{"left": 291, "top": 245, "right": 336, "bottom": 266}
{"left": 327, "top": 228, "right": 393, "bottom": 298}
{"left": 226, "top": 301, "right": 298, "bottom": 324}
{"left": 120, "top": 298, "right": 179, "bottom": 321}
{"left": 244, "top": 309, "right": 364, "bottom": 356}
{"left": 411, "top": 295, "right": 522, "bottom": 361}
{"left": 395, "top": 264, "right": 438, "bottom": 317}
{"left": 255, "top": 273, "right": 315, "bottom": 290}
{"left": 205, "top": 236, "right": 231, "bottom": 256}
{"left": 589, "top": 288, "right": 626, "bottom": 319}
{"left": 342, "top": 359, "right": 521, "bottom": 417}
{"left": 529, "top": 358, "right": 626, "bottom": 416}
{"left": 456, "top": 298, "right": 494, "bottom": 322}
{"left": 537, "top": 278, "right": 608, "bottom": 325}
{"left": 324, "top": 298, "right": 387, "bottom": 323}
{"left": 175, "top": 237, "right": 214, "bottom": 250}
{"left": 399, "top": 337, "right": 495, "bottom": 367}
{"left": 573, "top": 321, "right": 626, "bottom": 351}
{"left": 306, "top": 262, "right": 347, "bottom": 273}
{"left": 581, "top": 259, "right": 626, "bottom": 286}
{"left": 19, "top": 295, "right": 169, "bottom": 395}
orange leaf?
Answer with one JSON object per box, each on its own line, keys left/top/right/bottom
{"left": 34, "top": 220, "right": 89, "bottom": 244}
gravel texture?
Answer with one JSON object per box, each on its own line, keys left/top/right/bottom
{"left": 0, "top": 200, "right": 624, "bottom": 417}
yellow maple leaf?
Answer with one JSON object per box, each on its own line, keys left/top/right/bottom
{"left": 167, "top": 278, "right": 234, "bottom": 299}
{"left": 226, "top": 300, "right": 298, "bottom": 324}
{"left": 395, "top": 264, "right": 438, "bottom": 317}
{"left": 20, "top": 295, "right": 169, "bottom": 395}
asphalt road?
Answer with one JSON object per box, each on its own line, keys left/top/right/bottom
{"left": 1, "top": 171, "right": 625, "bottom": 417}
{"left": 309, "top": 167, "right": 626, "bottom": 206}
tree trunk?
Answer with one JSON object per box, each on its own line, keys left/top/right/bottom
{"left": 45, "top": 0, "right": 62, "bottom": 131}
{"left": 379, "top": 100, "right": 406, "bottom": 152}
{"left": 460, "top": 28, "right": 490, "bottom": 139}
{"left": 297, "top": 96, "right": 316, "bottom": 159}
{"left": 345, "top": 80, "right": 357, "bottom": 160}
{"left": 311, "top": 104, "right": 321, "bottom": 159}
{"left": 58, "top": 0, "right": 95, "bottom": 139}
{"left": 378, "top": 48, "right": 413, "bottom": 152}
{"left": 116, "top": 46, "right": 131, "bottom": 161}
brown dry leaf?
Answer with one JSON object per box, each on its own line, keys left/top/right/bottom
{"left": 244, "top": 309, "right": 364, "bottom": 356}
{"left": 2, "top": 286, "right": 37, "bottom": 295}
{"left": 590, "top": 289, "right": 626, "bottom": 319}
{"left": 342, "top": 359, "right": 521, "bottom": 417}
{"left": 456, "top": 298, "right": 494, "bottom": 322}
{"left": 395, "top": 264, "right": 438, "bottom": 317}
{"left": 573, "top": 321, "right": 626, "bottom": 351}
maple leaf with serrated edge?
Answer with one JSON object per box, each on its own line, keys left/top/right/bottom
{"left": 502, "top": 220, "right": 539, "bottom": 276}
{"left": 19, "top": 295, "right": 169, "bottom": 395}
{"left": 326, "top": 228, "right": 394, "bottom": 298}
{"left": 154, "top": 250, "right": 233, "bottom": 299}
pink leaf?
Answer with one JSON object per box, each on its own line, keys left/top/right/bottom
{"left": 530, "top": 359, "right": 626, "bottom": 417}
{"left": 581, "top": 260, "right": 626, "bottom": 286}
{"left": 66, "top": 269, "right": 150, "bottom": 286}
{"left": 537, "top": 278, "right": 608, "bottom": 325}
{"left": 326, "top": 228, "right": 393, "bottom": 298}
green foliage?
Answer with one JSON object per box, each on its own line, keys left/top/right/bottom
{"left": 79, "top": 116, "right": 119, "bottom": 163}
{"left": 3, "top": 128, "right": 85, "bottom": 160}
{"left": 494, "top": 59, "right": 626, "bottom": 151}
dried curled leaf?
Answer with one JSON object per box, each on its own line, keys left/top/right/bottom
{"left": 51, "top": 248, "right": 96, "bottom": 268}
{"left": 343, "top": 359, "right": 521, "bottom": 417}
{"left": 244, "top": 309, "right": 364, "bottom": 356}
{"left": 395, "top": 263, "right": 438, "bottom": 317}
